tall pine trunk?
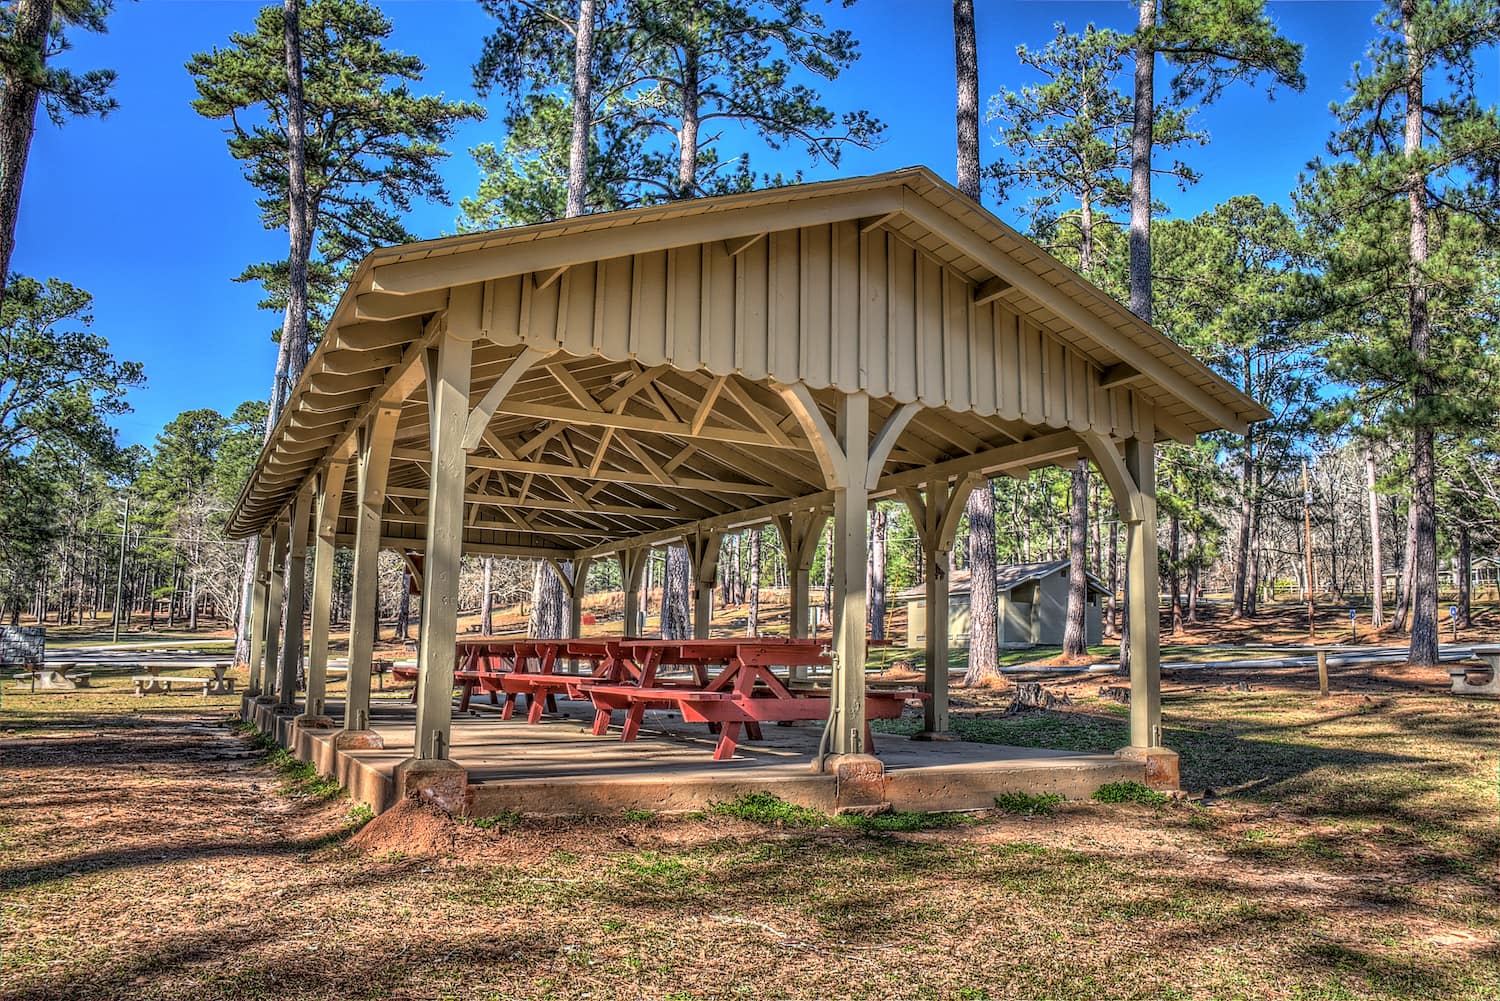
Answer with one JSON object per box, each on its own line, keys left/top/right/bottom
{"left": 1402, "top": 0, "right": 1438, "bottom": 667}
{"left": 1457, "top": 524, "right": 1471, "bottom": 629}
{"left": 0, "top": 0, "right": 53, "bottom": 298}
{"left": 1062, "top": 459, "right": 1089, "bottom": 657}
{"left": 1168, "top": 511, "right": 1183, "bottom": 635}
{"left": 661, "top": 545, "right": 691, "bottom": 639}
{"left": 1128, "top": 0, "right": 1156, "bottom": 323}
{"left": 281, "top": 0, "right": 311, "bottom": 402}
{"left": 1393, "top": 502, "right": 1417, "bottom": 631}
{"left": 954, "top": 0, "right": 998, "bottom": 684}
{"left": 566, "top": 0, "right": 595, "bottom": 217}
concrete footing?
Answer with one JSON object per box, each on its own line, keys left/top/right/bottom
{"left": 394, "top": 757, "right": 471, "bottom": 815}
{"left": 332, "top": 729, "right": 385, "bottom": 751}
{"left": 909, "top": 730, "right": 958, "bottom": 743}
{"left": 824, "top": 752, "right": 888, "bottom": 814}
{"left": 1115, "top": 745, "right": 1180, "bottom": 791}
{"left": 292, "top": 714, "right": 337, "bottom": 733}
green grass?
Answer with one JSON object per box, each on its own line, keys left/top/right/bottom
{"left": 994, "top": 791, "right": 1065, "bottom": 815}
{"left": 709, "top": 791, "right": 826, "bottom": 827}
{"left": 1092, "top": 780, "right": 1171, "bottom": 806}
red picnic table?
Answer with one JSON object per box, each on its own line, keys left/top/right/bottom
{"left": 578, "top": 638, "right": 921, "bottom": 760}
{"left": 463, "top": 637, "right": 614, "bottom": 720}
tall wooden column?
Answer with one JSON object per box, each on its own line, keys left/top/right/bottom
{"left": 245, "top": 530, "right": 272, "bottom": 697}
{"left": 898, "top": 473, "right": 978, "bottom": 738}
{"left": 411, "top": 333, "right": 473, "bottom": 762}
{"left": 619, "top": 548, "right": 647, "bottom": 636}
{"left": 300, "top": 459, "right": 348, "bottom": 727}
{"left": 562, "top": 557, "right": 593, "bottom": 639}
{"left": 277, "top": 487, "right": 314, "bottom": 709}
{"left": 775, "top": 509, "right": 829, "bottom": 641}
{"left": 336, "top": 403, "right": 399, "bottom": 748}
{"left": 830, "top": 393, "right": 870, "bottom": 756}
{"left": 1082, "top": 419, "right": 1176, "bottom": 789}
{"left": 1124, "top": 433, "right": 1161, "bottom": 750}
{"left": 258, "top": 522, "right": 288, "bottom": 704}
{"left": 686, "top": 531, "right": 723, "bottom": 639}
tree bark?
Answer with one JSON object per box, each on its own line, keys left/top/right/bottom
{"left": 963, "top": 482, "right": 1000, "bottom": 685}
{"left": 661, "top": 545, "right": 691, "bottom": 639}
{"left": 1062, "top": 459, "right": 1089, "bottom": 656}
{"left": 1168, "top": 510, "right": 1183, "bottom": 635}
{"left": 1128, "top": 0, "right": 1156, "bottom": 323}
{"left": 396, "top": 566, "right": 411, "bottom": 640}
{"left": 1393, "top": 501, "right": 1417, "bottom": 631}
{"left": 566, "top": 0, "right": 595, "bottom": 218}
{"left": 952, "top": 0, "right": 979, "bottom": 201}
{"left": 1402, "top": 0, "right": 1437, "bottom": 667}
{"left": 1457, "top": 523, "right": 1471, "bottom": 629}
{"left": 281, "top": 0, "right": 311, "bottom": 403}
{"left": 0, "top": 0, "right": 54, "bottom": 298}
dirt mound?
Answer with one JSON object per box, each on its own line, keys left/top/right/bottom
{"left": 349, "top": 798, "right": 457, "bottom": 857}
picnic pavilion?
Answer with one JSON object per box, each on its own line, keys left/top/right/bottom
{"left": 227, "top": 166, "right": 1266, "bottom": 814}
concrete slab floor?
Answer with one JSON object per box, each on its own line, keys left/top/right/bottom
{"left": 246, "top": 695, "right": 1144, "bottom": 818}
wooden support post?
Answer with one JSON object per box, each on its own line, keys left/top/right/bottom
{"left": 301, "top": 460, "right": 348, "bottom": 725}
{"left": 245, "top": 531, "right": 271, "bottom": 696}
{"left": 337, "top": 404, "right": 399, "bottom": 746}
{"left": 412, "top": 332, "right": 474, "bottom": 762}
{"left": 686, "top": 531, "right": 723, "bottom": 639}
{"left": 567, "top": 557, "right": 593, "bottom": 639}
{"left": 1316, "top": 649, "right": 1330, "bottom": 697}
{"left": 775, "top": 509, "right": 830, "bottom": 641}
{"left": 277, "top": 488, "right": 314, "bottom": 709}
{"left": 258, "top": 523, "right": 289, "bottom": 704}
{"left": 899, "top": 473, "right": 977, "bottom": 739}
{"left": 1083, "top": 420, "right": 1176, "bottom": 789}
{"left": 831, "top": 392, "right": 870, "bottom": 756}
{"left": 1124, "top": 432, "right": 1161, "bottom": 751}
{"left": 619, "top": 548, "right": 647, "bottom": 636}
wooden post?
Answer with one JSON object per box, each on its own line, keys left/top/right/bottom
{"left": 831, "top": 392, "right": 870, "bottom": 756}
{"left": 301, "top": 460, "right": 348, "bottom": 724}
{"left": 338, "top": 404, "right": 399, "bottom": 744}
{"left": 1124, "top": 433, "right": 1161, "bottom": 750}
{"left": 619, "top": 548, "right": 647, "bottom": 636}
{"left": 259, "top": 522, "right": 289, "bottom": 703}
{"left": 245, "top": 530, "right": 271, "bottom": 696}
{"left": 566, "top": 557, "right": 593, "bottom": 639}
{"left": 687, "top": 531, "right": 723, "bottom": 639}
{"left": 412, "top": 332, "right": 473, "bottom": 762}
{"left": 278, "top": 487, "right": 314, "bottom": 709}
{"left": 775, "top": 509, "right": 829, "bottom": 642}
{"left": 899, "top": 473, "right": 977, "bottom": 739}
{"left": 1316, "top": 648, "right": 1329, "bottom": 697}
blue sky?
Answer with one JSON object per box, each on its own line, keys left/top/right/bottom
{"left": 15, "top": 0, "right": 1465, "bottom": 448}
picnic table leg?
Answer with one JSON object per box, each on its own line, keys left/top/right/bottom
{"left": 501, "top": 692, "right": 518, "bottom": 721}
{"left": 712, "top": 721, "right": 743, "bottom": 760}
{"left": 620, "top": 703, "right": 647, "bottom": 742}
{"left": 526, "top": 692, "right": 547, "bottom": 725}
{"left": 458, "top": 682, "right": 473, "bottom": 713}
{"left": 591, "top": 707, "right": 613, "bottom": 736}
{"left": 744, "top": 721, "right": 764, "bottom": 741}
{"left": 545, "top": 693, "right": 558, "bottom": 714}
{"left": 864, "top": 721, "right": 876, "bottom": 753}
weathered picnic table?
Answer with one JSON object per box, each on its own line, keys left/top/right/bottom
{"left": 451, "top": 638, "right": 615, "bottom": 718}
{"left": 579, "top": 638, "right": 922, "bottom": 760}
{"left": 132, "top": 662, "right": 235, "bottom": 697}
{"left": 1450, "top": 644, "right": 1500, "bottom": 696}
{"left": 10, "top": 664, "right": 88, "bottom": 690}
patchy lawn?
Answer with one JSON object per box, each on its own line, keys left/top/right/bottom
{"left": 2, "top": 656, "right": 1497, "bottom": 1000}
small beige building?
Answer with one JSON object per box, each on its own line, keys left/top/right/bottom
{"left": 902, "top": 560, "right": 1107, "bottom": 649}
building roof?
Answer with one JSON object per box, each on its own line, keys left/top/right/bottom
{"left": 897, "top": 560, "right": 1110, "bottom": 601}
{"left": 227, "top": 166, "right": 1268, "bottom": 555}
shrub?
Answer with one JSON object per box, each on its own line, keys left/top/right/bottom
{"left": 994, "top": 791, "right": 1064, "bottom": 816}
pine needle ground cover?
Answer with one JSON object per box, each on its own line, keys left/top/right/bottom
{"left": 2, "top": 658, "right": 1496, "bottom": 1001}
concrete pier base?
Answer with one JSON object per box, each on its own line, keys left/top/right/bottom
{"left": 393, "top": 757, "right": 471, "bottom": 815}
{"left": 1115, "top": 746, "right": 1180, "bottom": 791}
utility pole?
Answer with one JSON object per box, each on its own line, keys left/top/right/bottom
{"left": 111, "top": 493, "right": 131, "bottom": 644}
{"left": 1302, "top": 459, "right": 1315, "bottom": 638}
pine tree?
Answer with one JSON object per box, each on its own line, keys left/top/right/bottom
{"left": 0, "top": 0, "right": 116, "bottom": 299}
{"left": 1298, "top": 0, "right": 1500, "bottom": 666}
